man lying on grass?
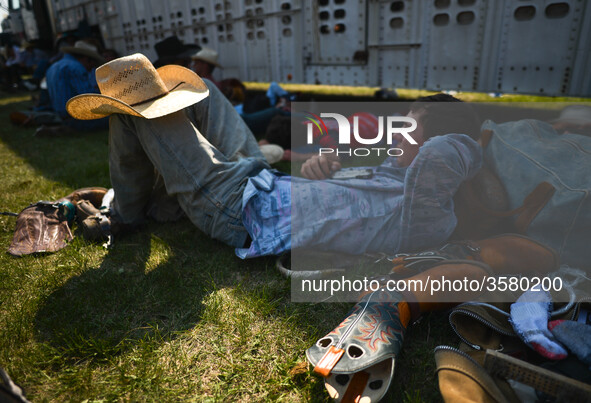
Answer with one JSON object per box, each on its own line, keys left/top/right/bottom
{"left": 66, "top": 53, "right": 482, "bottom": 258}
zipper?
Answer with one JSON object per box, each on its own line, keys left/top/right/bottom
{"left": 573, "top": 297, "right": 591, "bottom": 321}
{"left": 450, "top": 295, "right": 587, "bottom": 350}
{"left": 434, "top": 345, "right": 483, "bottom": 368}
{"left": 448, "top": 305, "right": 515, "bottom": 351}
{"left": 332, "top": 291, "right": 377, "bottom": 350}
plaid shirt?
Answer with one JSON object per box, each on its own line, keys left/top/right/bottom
{"left": 236, "top": 134, "right": 482, "bottom": 259}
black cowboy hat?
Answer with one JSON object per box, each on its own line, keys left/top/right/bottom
{"left": 153, "top": 36, "right": 200, "bottom": 67}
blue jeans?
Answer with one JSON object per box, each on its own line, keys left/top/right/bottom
{"left": 108, "top": 79, "right": 270, "bottom": 247}
{"left": 240, "top": 107, "right": 289, "bottom": 137}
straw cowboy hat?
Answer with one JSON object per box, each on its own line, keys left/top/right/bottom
{"left": 61, "top": 40, "right": 105, "bottom": 63}
{"left": 191, "top": 47, "right": 222, "bottom": 68}
{"left": 66, "top": 53, "right": 209, "bottom": 120}
{"left": 550, "top": 105, "right": 591, "bottom": 126}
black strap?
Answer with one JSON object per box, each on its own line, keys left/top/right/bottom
{"left": 129, "top": 82, "right": 185, "bottom": 107}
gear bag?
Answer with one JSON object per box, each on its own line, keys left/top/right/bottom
{"left": 478, "top": 119, "right": 591, "bottom": 267}
{"left": 7, "top": 188, "right": 108, "bottom": 256}
{"left": 7, "top": 201, "right": 74, "bottom": 256}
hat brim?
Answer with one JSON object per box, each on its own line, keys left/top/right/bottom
{"left": 66, "top": 65, "right": 209, "bottom": 120}
{"left": 61, "top": 46, "right": 106, "bottom": 63}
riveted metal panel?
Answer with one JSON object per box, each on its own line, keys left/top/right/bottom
{"left": 114, "top": 1, "right": 137, "bottom": 55}
{"left": 31, "top": 0, "right": 591, "bottom": 96}
{"left": 303, "top": 0, "right": 367, "bottom": 66}
{"left": 209, "top": 5, "right": 245, "bottom": 80}
{"left": 242, "top": 16, "right": 272, "bottom": 81}
{"left": 86, "top": 3, "right": 99, "bottom": 26}
{"left": 98, "top": 0, "right": 122, "bottom": 46}
{"left": 376, "top": 0, "right": 422, "bottom": 46}
{"left": 128, "top": 0, "right": 152, "bottom": 54}
{"left": 372, "top": 0, "right": 425, "bottom": 88}
{"left": 21, "top": 6, "right": 39, "bottom": 40}
{"left": 423, "top": 0, "right": 488, "bottom": 92}
{"left": 166, "top": 0, "right": 191, "bottom": 45}
{"left": 494, "top": 0, "right": 584, "bottom": 96}
{"left": 60, "top": 0, "right": 73, "bottom": 9}
{"left": 377, "top": 48, "right": 418, "bottom": 89}
{"left": 270, "top": 5, "right": 304, "bottom": 83}
{"left": 568, "top": 1, "right": 591, "bottom": 96}
{"left": 305, "top": 64, "right": 370, "bottom": 86}
{"left": 66, "top": 9, "right": 78, "bottom": 30}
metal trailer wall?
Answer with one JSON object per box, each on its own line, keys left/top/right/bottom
{"left": 43, "top": 0, "right": 591, "bottom": 96}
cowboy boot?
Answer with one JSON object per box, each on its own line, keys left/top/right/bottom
{"left": 390, "top": 234, "right": 559, "bottom": 278}
{"left": 307, "top": 261, "right": 492, "bottom": 402}
{"left": 60, "top": 187, "right": 109, "bottom": 208}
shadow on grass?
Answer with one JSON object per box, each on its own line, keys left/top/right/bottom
{"left": 32, "top": 218, "right": 332, "bottom": 400}
{"left": 34, "top": 219, "right": 259, "bottom": 355}
{"left": 0, "top": 99, "right": 111, "bottom": 193}
{"left": 31, "top": 224, "right": 453, "bottom": 401}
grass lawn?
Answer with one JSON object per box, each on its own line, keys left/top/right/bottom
{"left": 244, "top": 82, "right": 591, "bottom": 104}
{"left": 0, "top": 92, "right": 459, "bottom": 402}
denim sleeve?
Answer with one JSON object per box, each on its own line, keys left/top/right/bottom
{"left": 184, "top": 78, "right": 266, "bottom": 162}
{"left": 398, "top": 134, "right": 483, "bottom": 251}
{"left": 108, "top": 114, "right": 156, "bottom": 224}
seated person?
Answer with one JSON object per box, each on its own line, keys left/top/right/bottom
{"left": 43, "top": 40, "right": 108, "bottom": 133}
{"left": 190, "top": 48, "right": 291, "bottom": 138}
{"left": 19, "top": 41, "right": 50, "bottom": 90}
{"left": 189, "top": 47, "right": 222, "bottom": 87}
{"left": 30, "top": 33, "right": 79, "bottom": 112}
{"left": 66, "top": 54, "right": 482, "bottom": 260}
{"left": 0, "top": 43, "right": 25, "bottom": 91}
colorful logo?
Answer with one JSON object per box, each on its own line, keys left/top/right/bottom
{"left": 303, "top": 111, "right": 329, "bottom": 138}
{"left": 299, "top": 110, "right": 417, "bottom": 157}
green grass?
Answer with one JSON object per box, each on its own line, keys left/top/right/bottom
{"left": 0, "top": 93, "right": 458, "bottom": 402}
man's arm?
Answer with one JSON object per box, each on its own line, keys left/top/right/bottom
{"left": 185, "top": 78, "right": 266, "bottom": 162}
{"left": 398, "top": 134, "right": 482, "bottom": 251}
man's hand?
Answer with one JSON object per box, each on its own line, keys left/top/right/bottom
{"left": 301, "top": 155, "right": 342, "bottom": 180}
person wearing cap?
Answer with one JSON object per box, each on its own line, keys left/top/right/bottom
{"left": 44, "top": 39, "right": 108, "bottom": 132}
{"left": 66, "top": 54, "right": 482, "bottom": 259}
{"left": 188, "top": 46, "right": 291, "bottom": 143}
{"left": 189, "top": 47, "right": 221, "bottom": 86}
